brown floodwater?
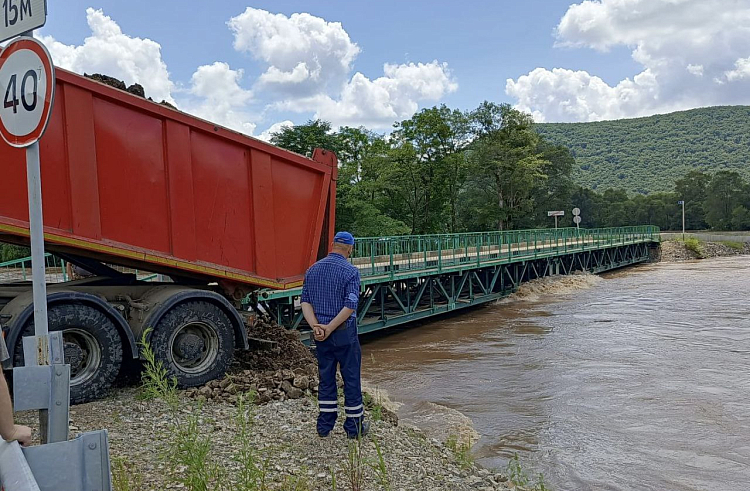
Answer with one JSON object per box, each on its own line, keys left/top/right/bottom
{"left": 361, "top": 257, "right": 750, "bottom": 491}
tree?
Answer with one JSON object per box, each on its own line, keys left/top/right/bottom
{"left": 704, "top": 171, "right": 746, "bottom": 230}
{"left": 529, "top": 141, "right": 574, "bottom": 228}
{"left": 269, "top": 120, "right": 340, "bottom": 157}
{"left": 389, "top": 106, "right": 468, "bottom": 233}
{"left": 674, "top": 170, "right": 710, "bottom": 229}
{"left": 467, "top": 104, "right": 547, "bottom": 230}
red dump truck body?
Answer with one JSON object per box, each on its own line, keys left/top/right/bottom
{"left": 0, "top": 69, "right": 337, "bottom": 290}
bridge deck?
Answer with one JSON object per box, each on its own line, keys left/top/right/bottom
{"left": 259, "top": 226, "right": 659, "bottom": 300}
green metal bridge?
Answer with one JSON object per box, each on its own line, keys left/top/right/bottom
{"left": 249, "top": 225, "right": 660, "bottom": 338}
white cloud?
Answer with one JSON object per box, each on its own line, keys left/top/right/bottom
{"left": 182, "top": 62, "right": 256, "bottom": 136}
{"left": 41, "top": 7, "right": 457, "bottom": 136}
{"left": 507, "top": 67, "right": 658, "bottom": 122}
{"left": 228, "top": 8, "right": 359, "bottom": 97}
{"left": 229, "top": 8, "right": 457, "bottom": 129}
{"left": 296, "top": 61, "right": 458, "bottom": 129}
{"left": 257, "top": 120, "right": 294, "bottom": 142}
{"left": 40, "top": 8, "right": 175, "bottom": 104}
{"left": 725, "top": 57, "right": 750, "bottom": 82}
{"left": 507, "top": 0, "right": 750, "bottom": 122}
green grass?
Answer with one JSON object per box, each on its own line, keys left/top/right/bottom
{"left": 137, "top": 328, "right": 178, "bottom": 408}
{"left": 368, "top": 439, "right": 391, "bottom": 491}
{"left": 445, "top": 434, "right": 473, "bottom": 470}
{"left": 505, "top": 454, "right": 550, "bottom": 491}
{"left": 112, "top": 457, "right": 143, "bottom": 491}
{"left": 363, "top": 391, "right": 383, "bottom": 422}
{"left": 167, "top": 408, "right": 224, "bottom": 491}
{"left": 681, "top": 237, "right": 704, "bottom": 258}
{"left": 721, "top": 240, "right": 745, "bottom": 251}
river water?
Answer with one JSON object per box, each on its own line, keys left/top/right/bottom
{"left": 361, "top": 257, "right": 750, "bottom": 491}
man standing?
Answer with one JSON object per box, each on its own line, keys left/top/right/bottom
{"left": 300, "top": 231, "right": 368, "bottom": 439}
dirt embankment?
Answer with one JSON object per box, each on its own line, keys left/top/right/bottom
{"left": 15, "top": 319, "right": 525, "bottom": 490}
{"left": 660, "top": 239, "right": 750, "bottom": 262}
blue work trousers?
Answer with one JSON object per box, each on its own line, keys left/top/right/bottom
{"left": 316, "top": 331, "right": 364, "bottom": 436}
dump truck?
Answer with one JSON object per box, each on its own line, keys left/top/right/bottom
{"left": 0, "top": 68, "right": 338, "bottom": 403}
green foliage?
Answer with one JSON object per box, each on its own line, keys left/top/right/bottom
{"left": 536, "top": 106, "right": 750, "bottom": 194}
{"left": 269, "top": 105, "right": 750, "bottom": 235}
{"left": 369, "top": 439, "right": 391, "bottom": 491}
{"left": 445, "top": 434, "right": 473, "bottom": 469}
{"left": 112, "top": 457, "right": 143, "bottom": 491}
{"left": 362, "top": 392, "right": 383, "bottom": 422}
{"left": 721, "top": 241, "right": 745, "bottom": 251}
{"left": 344, "top": 436, "right": 365, "bottom": 491}
{"left": 682, "top": 237, "right": 704, "bottom": 257}
{"left": 703, "top": 171, "right": 749, "bottom": 230}
{"left": 137, "top": 329, "right": 178, "bottom": 407}
{"left": 166, "top": 407, "right": 224, "bottom": 491}
{"left": 233, "top": 394, "right": 270, "bottom": 490}
{"left": 269, "top": 120, "right": 340, "bottom": 158}
{"left": 505, "top": 454, "right": 549, "bottom": 491}
{"left": 0, "top": 244, "right": 29, "bottom": 263}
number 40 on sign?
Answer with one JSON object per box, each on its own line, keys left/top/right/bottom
{"left": 0, "top": 36, "right": 54, "bottom": 147}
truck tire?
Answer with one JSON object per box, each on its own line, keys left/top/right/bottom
{"left": 151, "top": 301, "right": 235, "bottom": 387}
{"left": 13, "top": 303, "right": 123, "bottom": 404}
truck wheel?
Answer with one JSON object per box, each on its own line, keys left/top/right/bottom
{"left": 14, "top": 304, "right": 123, "bottom": 404}
{"left": 151, "top": 301, "right": 235, "bottom": 387}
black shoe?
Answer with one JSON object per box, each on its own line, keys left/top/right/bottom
{"left": 318, "top": 430, "right": 331, "bottom": 438}
{"left": 346, "top": 421, "right": 370, "bottom": 439}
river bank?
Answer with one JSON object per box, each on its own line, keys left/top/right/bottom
{"left": 20, "top": 388, "right": 518, "bottom": 491}
{"left": 16, "top": 318, "right": 531, "bottom": 491}
{"left": 659, "top": 238, "right": 750, "bottom": 261}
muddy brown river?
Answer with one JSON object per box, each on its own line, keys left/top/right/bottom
{"left": 361, "top": 257, "right": 750, "bottom": 490}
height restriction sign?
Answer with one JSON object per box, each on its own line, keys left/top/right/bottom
{"left": 0, "top": 36, "right": 54, "bottom": 147}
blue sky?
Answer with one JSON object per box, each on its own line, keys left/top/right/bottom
{"left": 36, "top": 1, "right": 750, "bottom": 136}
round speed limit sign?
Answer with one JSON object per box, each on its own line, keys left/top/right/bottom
{"left": 0, "top": 37, "right": 55, "bottom": 148}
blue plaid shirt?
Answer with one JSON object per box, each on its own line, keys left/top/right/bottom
{"left": 301, "top": 253, "right": 360, "bottom": 332}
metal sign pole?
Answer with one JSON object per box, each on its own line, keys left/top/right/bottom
{"left": 26, "top": 142, "right": 50, "bottom": 343}
{"left": 682, "top": 201, "right": 685, "bottom": 241}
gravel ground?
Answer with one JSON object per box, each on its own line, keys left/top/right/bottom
{"left": 17, "top": 389, "right": 521, "bottom": 490}
{"left": 660, "top": 239, "right": 750, "bottom": 262}
{"left": 14, "top": 317, "right": 526, "bottom": 490}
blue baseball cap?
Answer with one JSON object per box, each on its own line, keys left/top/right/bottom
{"left": 333, "top": 231, "right": 355, "bottom": 245}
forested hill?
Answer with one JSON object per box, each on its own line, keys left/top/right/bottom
{"left": 536, "top": 106, "right": 750, "bottom": 195}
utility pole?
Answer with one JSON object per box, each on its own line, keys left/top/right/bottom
{"left": 679, "top": 200, "right": 685, "bottom": 240}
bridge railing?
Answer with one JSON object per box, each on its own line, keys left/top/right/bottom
{"left": 0, "top": 254, "right": 162, "bottom": 284}
{"left": 351, "top": 225, "right": 659, "bottom": 278}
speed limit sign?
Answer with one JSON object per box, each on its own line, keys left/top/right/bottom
{"left": 0, "top": 36, "right": 54, "bottom": 147}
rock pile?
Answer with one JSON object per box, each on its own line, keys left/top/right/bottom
{"left": 185, "top": 367, "right": 319, "bottom": 404}
{"left": 187, "top": 316, "right": 322, "bottom": 404}
{"left": 84, "top": 73, "right": 176, "bottom": 109}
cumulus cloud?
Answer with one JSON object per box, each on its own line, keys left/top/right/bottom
{"left": 725, "top": 57, "right": 750, "bottom": 82}
{"left": 228, "top": 8, "right": 360, "bottom": 97}
{"left": 290, "top": 61, "right": 458, "bottom": 128}
{"left": 41, "top": 6, "right": 456, "bottom": 135}
{"left": 40, "top": 8, "right": 175, "bottom": 104}
{"left": 229, "top": 8, "right": 457, "bottom": 129}
{"left": 182, "top": 62, "right": 256, "bottom": 135}
{"left": 507, "top": 0, "right": 750, "bottom": 122}
{"left": 257, "top": 120, "right": 294, "bottom": 142}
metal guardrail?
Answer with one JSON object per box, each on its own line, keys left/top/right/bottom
{"left": 0, "top": 254, "right": 68, "bottom": 283}
{"left": 258, "top": 226, "right": 659, "bottom": 300}
{"left": 351, "top": 225, "right": 660, "bottom": 279}
{"left": 0, "top": 254, "right": 161, "bottom": 284}
{"left": 660, "top": 232, "right": 750, "bottom": 243}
